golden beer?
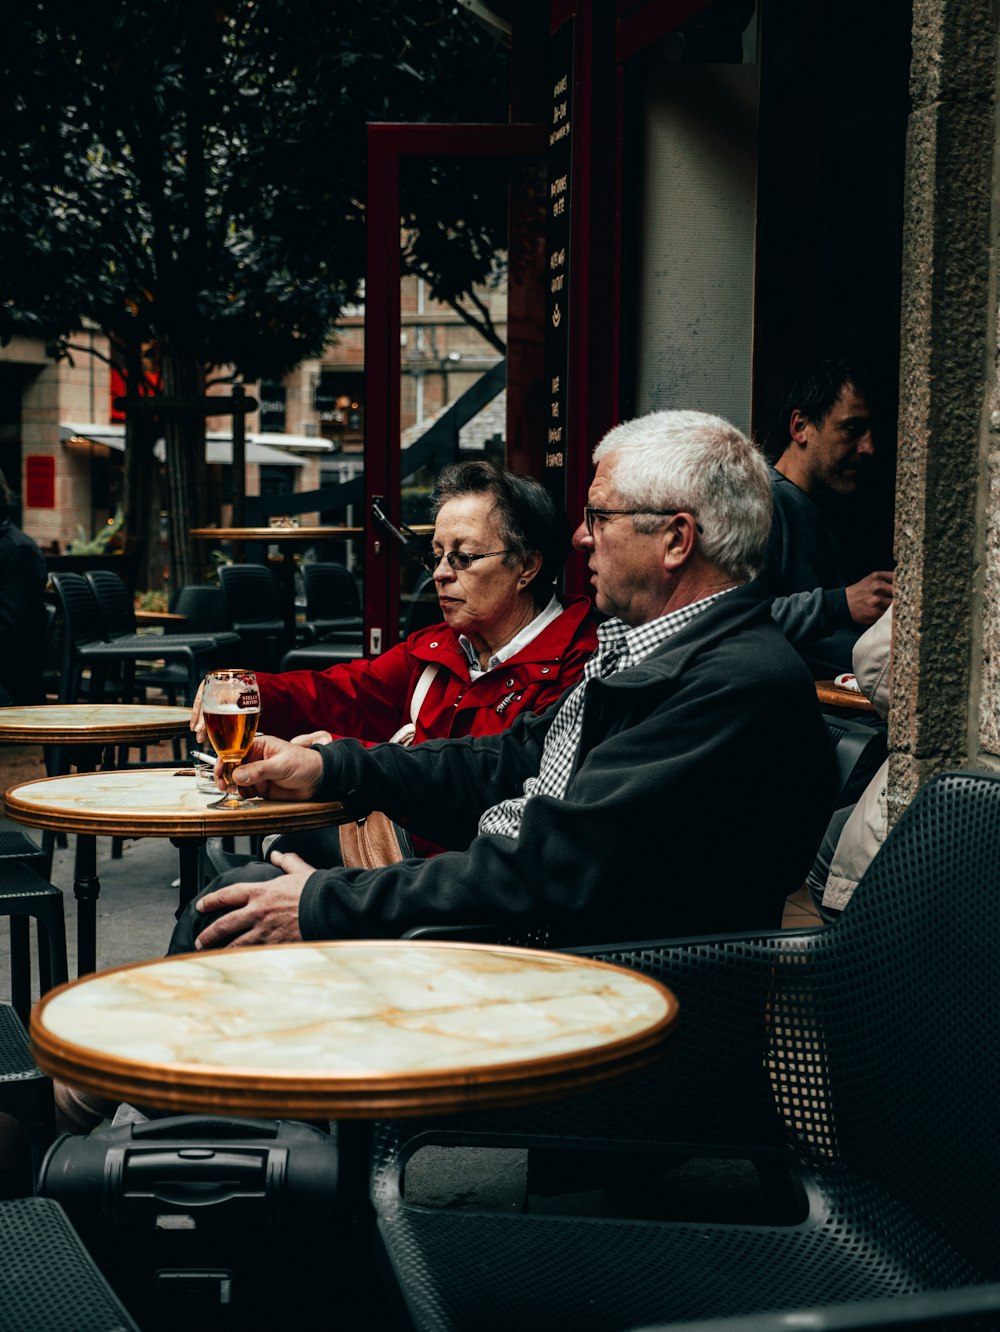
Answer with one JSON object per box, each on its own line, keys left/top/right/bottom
{"left": 201, "top": 670, "right": 261, "bottom": 808}
{"left": 204, "top": 707, "right": 260, "bottom": 762}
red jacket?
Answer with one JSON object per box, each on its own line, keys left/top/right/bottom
{"left": 257, "top": 596, "right": 597, "bottom": 744}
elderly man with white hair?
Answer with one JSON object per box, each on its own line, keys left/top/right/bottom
{"left": 176, "top": 409, "right": 837, "bottom": 948}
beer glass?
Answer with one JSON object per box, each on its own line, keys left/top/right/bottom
{"left": 201, "top": 669, "right": 261, "bottom": 809}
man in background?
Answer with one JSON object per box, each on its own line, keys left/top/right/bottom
{"left": 762, "top": 359, "right": 894, "bottom": 678}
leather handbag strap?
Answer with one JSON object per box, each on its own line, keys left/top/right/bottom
{"left": 387, "top": 663, "right": 439, "bottom": 747}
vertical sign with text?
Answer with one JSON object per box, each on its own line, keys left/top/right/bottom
{"left": 544, "top": 18, "right": 574, "bottom": 508}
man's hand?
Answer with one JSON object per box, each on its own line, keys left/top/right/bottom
{"left": 194, "top": 851, "right": 313, "bottom": 949}
{"left": 231, "top": 733, "right": 325, "bottom": 802}
{"left": 290, "top": 730, "right": 334, "bottom": 747}
{"left": 190, "top": 679, "right": 207, "bottom": 743}
{"left": 845, "top": 571, "right": 894, "bottom": 626}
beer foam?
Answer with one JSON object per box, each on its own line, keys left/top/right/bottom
{"left": 206, "top": 703, "right": 259, "bottom": 713}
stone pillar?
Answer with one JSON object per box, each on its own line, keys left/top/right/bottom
{"left": 890, "top": 0, "right": 1000, "bottom": 818}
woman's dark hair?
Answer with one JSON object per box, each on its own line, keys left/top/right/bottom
{"left": 430, "top": 460, "right": 571, "bottom": 605}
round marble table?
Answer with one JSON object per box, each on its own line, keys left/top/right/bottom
{"left": 30, "top": 939, "right": 678, "bottom": 1118}
{"left": 31, "top": 940, "right": 677, "bottom": 1328}
{"left": 0, "top": 705, "right": 195, "bottom": 974}
{"left": 4, "top": 767, "right": 345, "bottom": 975}
{"left": 0, "top": 703, "right": 191, "bottom": 749}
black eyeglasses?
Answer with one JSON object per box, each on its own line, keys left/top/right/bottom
{"left": 421, "top": 549, "right": 516, "bottom": 574}
{"left": 583, "top": 508, "right": 703, "bottom": 537}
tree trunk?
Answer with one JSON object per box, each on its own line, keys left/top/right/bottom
{"left": 120, "top": 340, "right": 163, "bottom": 594}
{"left": 161, "top": 348, "right": 208, "bottom": 593}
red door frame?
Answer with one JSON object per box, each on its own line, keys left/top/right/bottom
{"left": 364, "top": 122, "right": 547, "bottom": 654}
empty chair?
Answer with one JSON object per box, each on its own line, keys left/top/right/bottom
{"left": 0, "top": 1197, "right": 139, "bottom": 1331}
{"left": 402, "top": 571, "right": 440, "bottom": 636}
{"left": 299, "top": 562, "right": 362, "bottom": 643}
{"left": 217, "top": 563, "right": 292, "bottom": 672}
{"left": 169, "top": 583, "right": 234, "bottom": 635}
{"left": 86, "top": 569, "right": 240, "bottom": 706}
{"left": 0, "top": 860, "right": 67, "bottom": 1026}
{"left": 51, "top": 572, "right": 223, "bottom": 705}
{"left": 0, "top": 1003, "right": 57, "bottom": 1181}
{"left": 823, "top": 712, "right": 887, "bottom": 808}
{"left": 373, "top": 772, "right": 1000, "bottom": 1331}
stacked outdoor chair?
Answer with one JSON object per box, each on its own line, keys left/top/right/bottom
{"left": 85, "top": 569, "right": 241, "bottom": 707}
{"left": 50, "top": 571, "right": 232, "bottom": 707}
{"left": 372, "top": 771, "right": 1000, "bottom": 1331}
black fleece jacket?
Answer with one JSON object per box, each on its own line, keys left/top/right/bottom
{"left": 298, "top": 579, "right": 837, "bottom": 945}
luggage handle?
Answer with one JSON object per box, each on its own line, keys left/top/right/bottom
{"left": 130, "top": 1115, "right": 280, "bottom": 1141}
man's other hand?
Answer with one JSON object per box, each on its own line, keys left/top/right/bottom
{"left": 194, "top": 851, "right": 313, "bottom": 949}
{"left": 846, "top": 571, "right": 894, "bottom": 626}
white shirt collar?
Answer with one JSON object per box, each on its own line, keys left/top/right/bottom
{"left": 459, "top": 594, "right": 562, "bottom": 677}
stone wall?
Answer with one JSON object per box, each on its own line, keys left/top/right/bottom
{"left": 889, "top": 0, "right": 1000, "bottom": 818}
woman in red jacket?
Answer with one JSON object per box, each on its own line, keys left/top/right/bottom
{"left": 192, "top": 461, "right": 596, "bottom": 750}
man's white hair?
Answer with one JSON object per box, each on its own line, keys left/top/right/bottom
{"left": 592, "top": 410, "right": 772, "bottom": 582}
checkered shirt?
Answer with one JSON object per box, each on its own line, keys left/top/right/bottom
{"left": 478, "top": 588, "right": 735, "bottom": 839}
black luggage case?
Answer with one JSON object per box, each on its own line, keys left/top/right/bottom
{"left": 38, "top": 1114, "right": 339, "bottom": 1331}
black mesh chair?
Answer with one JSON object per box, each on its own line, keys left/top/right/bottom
{"left": 0, "top": 1003, "right": 57, "bottom": 1180}
{"left": 217, "top": 563, "right": 293, "bottom": 672}
{"left": 372, "top": 772, "right": 1000, "bottom": 1331}
{"left": 629, "top": 1283, "right": 1000, "bottom": 1330}
{"left": 0, "top": 1196, "right": 139, "bottom": 1331}
{"left": 169, "top": 583, "right": 234, "bottom": 635}
{"left": 402, "top": 571, "right": 440, "bottom": 636}
{"left": 823, "top": 712, "right": 887, "bottom": 808}
{"left": 0, "top": 861, "right": 67, "bottom": 1026}
{"left": 299, "top": 561, "right": 362, "bottom": 643}
{"left": 51, "top": 571, "right": 223, "bottom": 705}
{"left": 85, "top": 569, "right": 241, "bottom": 704}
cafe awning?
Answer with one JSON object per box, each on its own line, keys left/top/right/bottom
{"left": 59, "top": 423, "right": 323, "bottom": 467}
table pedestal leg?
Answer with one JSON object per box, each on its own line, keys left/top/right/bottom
{"left": 72, "top": 833, "right": 100, "bottom": 976}
{"left": 171, "top": 840, "right": 201, "bottom": 915}
{"left": 336, "top": 1119, "right": 376, "bottom": 1331}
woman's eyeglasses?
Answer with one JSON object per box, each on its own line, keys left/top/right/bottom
{"left": 421, "top": 549, "right": 516, "bottom": 573}
{"left": 583, "top": 508, "right": 703, "bottom": 536}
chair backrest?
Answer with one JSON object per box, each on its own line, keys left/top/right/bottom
{"left": 217, "top": 563, "right": 283, "bottom": 627}
{"left": 49, "top": 572, "right": 105, "bottom": 653}
{"left": 84, "top": 570, "right": 135, "bottom": 640}
{"left": 170, "top": 584, "right": 234, "bottom": 633}
{"left": 49, "top": 572, "right": 107, "bottom": 701}
{"left": 378, "top": 772, "right": 1000, "bottom": 1291}
{"left": 774, "top": 770, "right": 1000, "bottom": 1274}
{"left": 403, "top": 572, "right": 440, "bottom": 637}
{"left": 823, "top": 713, "right": 887, "bottom": 807}
{"left": 301, "top": 562, "right": 361, "bottom": 621}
